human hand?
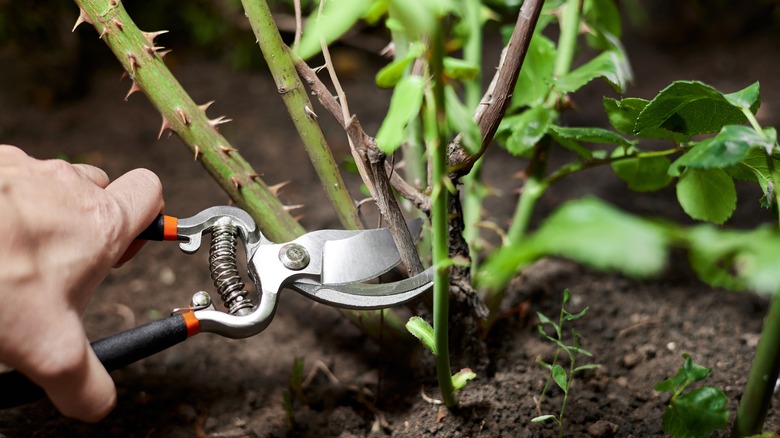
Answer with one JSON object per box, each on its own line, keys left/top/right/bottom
{"left": 0, "top": 145, "right": 164, "bottom": 421}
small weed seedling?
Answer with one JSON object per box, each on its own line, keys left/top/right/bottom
{"left": 654, "top": 354, "right": 729, "bottom": 438}
{"left": 532, "top": 289, "right": 600, "bottom": 436}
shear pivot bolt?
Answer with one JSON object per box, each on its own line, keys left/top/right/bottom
{"left": 279, "top": 243, "right": 309, "bottom": 270}
{"left": 190, "top": 291, "right": 212, "bottom": 308}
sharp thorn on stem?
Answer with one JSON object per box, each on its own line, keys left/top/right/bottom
{"left": 219, "top": 145, "right": 238, "bottom": 155}
{"left": 283, "top": 204, "right": 305, "bottom": 213}
{"left": 158, "top": 117, "right": 171, "bottom": 140}
{"left": 247, "top": 173, "right": 262, "bottom": 182}
{"left": 209, "top": 115, "right": 232, "bottom": 129}
{"left": 127, "top": 53, "right": 140, "bottom": 74}
{"left": 269, "top": 180, "right": 290, "bottom": 195}
{"left": 198, "top": 101, "right": 215, "bottom": 113}
{"left": 176, "top": 108, "right": 190, "bottom": 125}
{"left": 157, "top": 49, "right": 172, "bottom": 60}
{"left": 112, "top": 19, "right": 124, "bottom": 32}
{"left": 193, "top": 145, "right": 201, "bottom": 161}
{"left": 141, "top": 30, "right": 169, "bottom": 46}
{"left": 231, "top": 176, "right": 242, "bottom": 190}
{"left": 99, "top": 26, "right": 112, "bottom": 39}
{"left": 304, "top": 105, "right": 318, "bottom": 120}
{"left": 125, "top": 81, "right": 141, "bottom": 101}
{"left": 72, "top": 9, "right": 92, "bottom": 32}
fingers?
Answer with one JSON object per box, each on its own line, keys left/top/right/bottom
{"left": 72, "top": 164, "right": 110, "bottom": 188}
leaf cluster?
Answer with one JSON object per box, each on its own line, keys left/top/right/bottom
{"left": 653, "top": 354, "right": 729, "bottom": 438}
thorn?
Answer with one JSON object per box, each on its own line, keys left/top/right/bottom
{"left": 198, "top": 101, "right": 215, "bottom": 113}
{"left": 72, "top": 9, "right": 92, "bottom": 32}
{"left": 119, "top": 71, "right": 128, "bottom": 81}
{"left": 304, "top": 105, "right": 318, "bottom": 120}
{"left": 193, "top": 145, "right": 201, "bottom": 161}
{"left": 125, "top": 81, "right": 141, "bottom": 101}
{"left": 283, "top": 204, "right": 305, "bottom": 213}
{"left": 269, "top": 180, "right": 290, "bottom": 195}
{"left": 293, "top": 214, "right": 305, "bottom": 222}
{"left": 157, "top": 49, "right": 172, "bottom": 60}
{"left": 99, "top": 26, "right": 113, "bottom": 39}
{"left": 247, "top": 173, "right": 262, "bottom": 182}
{"left": 158, "top": 117, "right": 171, "bottom": 140}
{"left": 110, "top": 0, "right": 118, "bottom": 6}
{"left": 176, "top": 108, "right": 190, "bottom": 125}
{"left": 127, "top": 53, "right": 140, "bottom": 74}
{"left": 219, "top": 145, "right": 238, "bottom": 155}
{"left": 141, "top": 30, "right": 169, "bottom": 46}
{"left": 313, "top": 65, "right": 327, "bottom": 74}
{"left": 231, "top": 176, "right": 242, "bottom": 190}
{"left": 112, "top": 19, "right": 124, "bottom": 32}
{"left": 208, "top": 116, "right": 232, "bottom": 129}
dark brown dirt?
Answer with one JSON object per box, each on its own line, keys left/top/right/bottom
{"left": 1, "top": 14, "right": 780, "bottom": 438}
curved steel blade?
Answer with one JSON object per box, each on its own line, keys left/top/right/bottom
{"left": 321, "top": 219, "right": 422, "bottom": 285}
{"left": 291, "top": 267, "right": 433, "bottom": 310}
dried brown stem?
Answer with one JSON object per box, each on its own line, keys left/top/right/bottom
{"left": 447, "top": 0, "right": 545, "bottom": 177}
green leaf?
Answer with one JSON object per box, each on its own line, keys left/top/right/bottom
{"left": 724, "top": 81, "right": 761, "bottom": 113}
{"left": 445, "top": 86, "right": 481, "bottom": 154}
{"left": 556, "top": 49, "right": 631, "bottom": 94}
{"left": 387, "top": 0, "right": 453, "bottom": 40}
{"left": 296, "top": 0, "right": 373, "bottom": 60}
{"left": 374, "top": 42, "right": 425, "bottom": 88}
{"left": 451, "top": 368, "right": 476, "bottom": 391}
{"left": 654, "top": 354, "right": 711, "bottom": 395}
{"left": 511, "top": 33, "right": 556, "bottom": 109}
{"left": 636, "top": 81, "right": 748, "bottom": 138}
{"left": 573, "top": 364, "right": 601, "bottom": 373}
{"left": 603, "top": 97, "right": 646, "bottom": 135}
{"left": 724, "top": 148, "right": 780, "bottom": 202}
{"left": 676, "top": 168, "right": 737, "bottom": 224}
{"left": 611, "top": 146, "right": 673, "bottom": 192}
{"left": 444, "top": 57, "right": 480, "bottom": 81}
{"left": 583, "top": 0, "right": 622, "bottom": 49}
{"left": 498, "top": 106, "right": 555, "bottom": 157}
{"left": 669, "top": 125, "right": 772, "bottom": 176}
{"left": 376, "top": 76, "right": 425, "bottom": 154}
{"left": 531, "top": 415, "right": 558, "bottom": 423}
{"left": 688, "top": 226, "right": 780, "bottom": 295}
{"left": 551, "top": 364, "right": 568, "bottom": 393}
{"left": 527, "top": 197, "right": 670, "bottom": 277}
{"left": 550, "top": 126, "right": 632, "bottom": 148}
{"left": 663, "top": 387, "right": 729, "bottom": 438}
{"left": 405, "top": 316, "right": 437, "bottom": 355}
{"left": 564, "top": 306, "right": 589, "bottom": 321}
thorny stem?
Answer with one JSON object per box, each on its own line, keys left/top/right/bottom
{"left": 429, "top": 25, "right": 457, "bottom": 408}
{"left": 73, "top": 0, "right": 304, "bottom": 242}
{"left": 240, "top": 0, "right": 363, "bottom": 231}
{"left": 446, "top": 0, "right": 545, "bottom": 176}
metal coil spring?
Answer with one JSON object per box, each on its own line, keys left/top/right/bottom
{"left": 209, "top": 224, "right": 254, "bottom": 315}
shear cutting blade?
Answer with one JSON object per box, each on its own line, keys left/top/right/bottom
{"left": 320, "top": 219, "right": 422, "bottom": 284}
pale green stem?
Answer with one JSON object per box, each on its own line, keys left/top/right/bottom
{"left": 73, "top": 0, "right": 304, "bottom": 242}
{"left": 240, "top": 0, "right": 363, "bottom": 231}
{"left": 430, "top": 25, "right": 457, "bottom": 408}
{"left": 462, "top": 0, "right": 485, "bottom": 271}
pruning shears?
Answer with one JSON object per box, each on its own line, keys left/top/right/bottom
{"left": 0, "top": 206, "right": 432, "bottom": 407}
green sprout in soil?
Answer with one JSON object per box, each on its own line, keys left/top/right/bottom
{"left": 531, "top": 289, "right": 600, "bottom": 436}
{"left": 654, "top": 354, "right": 729, "bottom": 438}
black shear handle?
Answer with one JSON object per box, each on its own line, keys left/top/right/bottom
{"left": 0, "top": 314, "right": 192, "bottom": 408}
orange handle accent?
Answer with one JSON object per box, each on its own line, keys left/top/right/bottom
{"left": 163, "top": 215, "right": 178, "bottom": 241}
{"left": 182, "top": 311, "right": 201, "bottom": 337}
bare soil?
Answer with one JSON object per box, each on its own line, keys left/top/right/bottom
{"left": 1, "top": 18, "right": 780, "bottom": 438}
